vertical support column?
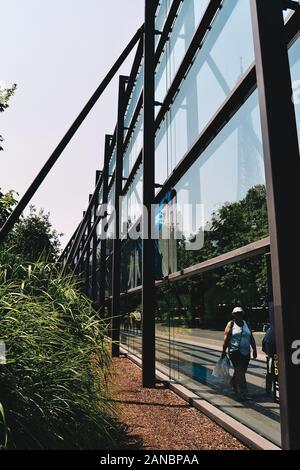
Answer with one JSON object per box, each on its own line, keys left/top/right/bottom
{"left": 84, "top": 195, "right": 93, "bottom": 295}
{"left": 142, "top": 0, "right": 156, "bottom": 387}
{"left": 91, "top": 170, "right": 102, "bottom": 303}
{"left": 251, "top": 0, "right": 300, "bottom": 450}
{"left": 78, "top": 211, "right": 86, "bottom": 283}
{"left": 111, "top": 76, "right": 128, "bottom": 357}
{"left": 98, "top": 135, "right": 113, "bottom": 316}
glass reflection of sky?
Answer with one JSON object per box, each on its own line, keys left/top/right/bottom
{"left": 155, "top": 0, "right": 255, "bottom": 186}
{"left": 289, "top": 37, "right": 300, "bottom": 144}
{"left": 174, "top": 91, "right": 265, "bottom": 238}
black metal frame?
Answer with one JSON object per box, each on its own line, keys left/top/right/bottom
{"left": 2, "top": 0, "right": 300, "bottom": 449}
{"left": 142, "top": 0, "right": 157, "bottom": 388}
{"left": 111, "top": 76, "right": 128, "bottom": 357}
{"left": 250, "top": 0, "right": 300, "bottom": 450}
{"left": 0, "top": 27, "right": 143, "bottom": 245}
{"left": 99, "top": 135, "right": 113, "bottom": 314}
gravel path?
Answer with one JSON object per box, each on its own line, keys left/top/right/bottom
{"left": 112, "top": 357, "right": 248, "bottom": 451}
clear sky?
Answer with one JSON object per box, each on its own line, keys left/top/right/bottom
{"left": 0, "top": 0, "right": 144, "bottom": 247}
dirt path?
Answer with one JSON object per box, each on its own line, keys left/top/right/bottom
{"left": 112, "top": 356, "right": 248, "bottom": 451}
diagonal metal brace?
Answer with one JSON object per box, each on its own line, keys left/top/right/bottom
{"left": 282, "top": 0, "right": 300, "bottom": 10}
{"left": 0, "top": 25, "right": 143, "bottom": 244}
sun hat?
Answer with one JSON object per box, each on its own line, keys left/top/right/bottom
{"left": 232, "top": 307, "right": 244, "bottom": 315}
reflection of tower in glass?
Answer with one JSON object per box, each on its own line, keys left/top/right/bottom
{"left": 158, "top": 189, "right": 178, "bottom": 276}
{"left": 128, "top": 239, "right": 141, "bottom": 290}
{"left": 168, "top": 190, "right": 178, "bottom": 274}
{"left": 158, "top": 197, "right": 169, "bottom": 277}
{"left": 237, "top": 57, "right": 263, "bottom": 200}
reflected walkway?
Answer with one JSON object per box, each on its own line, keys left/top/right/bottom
{"left": 120, "top": 328, "right": 281, "bottom": 447}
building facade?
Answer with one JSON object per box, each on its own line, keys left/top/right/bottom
{"left": 61, "top": 0, "right": 300, "bottom": 450}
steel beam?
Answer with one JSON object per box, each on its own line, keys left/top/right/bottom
{"left": 91, "top": 171, "right": 101, "bottom": 303}
{"left": 251, "top": 0, "right": 300, "bottom": 450}
{"left": 111, "top": 76, "right": 128, "bottom": 357}
{"left": 0, "top": 27, "right": 143, "bottom": 244}
{"left": 142, "top": 0, "right": 156, "bottom": 388}
{"left": 84, "top": 194, "right": 93, "bottom": 295}
{"left": 116, "top": 236, "right": 270, "bottom": 298}
{"left": 98, "top": 135, "right": 113, "bottom": 315}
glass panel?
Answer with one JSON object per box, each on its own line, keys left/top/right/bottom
{"left": 121, "top": 238, "right": 142, "bottom": 292}
{"left": 155, "top": 0, "right": 255, "bottom": 182}
{"left": 124, "top": 61, "right": 144, "bottom": 139}
{"left": 155, "top": 51, "right": 168, "bottom": 110}
{"left": 97, "top": 186, "right": 103, "bottom": 206}
{"left": 155, "top": 0, "right": 209, "bottom": 105}
{"left": 289, "top": 37, "right": 300, "bottom": 144}
{"left": 123, "top": 110, "right": 143, "bottom": 179}
{"left": 104, "top": 217, "right": 115, "bottom": 298}
{"left": 284, "top": 9, "right": 293, "bottom": 20}
{"left": 155, "top": 0, "right": 172, "bottom": 38}
{"left": 109, "top": 145, "right": 116, "bottom": 178}
{"left": 121, "top": 165, "right": 143, "bottom": 233}
{"left": 107, "top": 181, "right": 115, "bottom": 210}
{"left": 155, "top": 91, "right": 267, "bottom": 275}
{"left": 155, "top": 255, "right": 281, "bottom": 446}
{"left": 105, "top": 254, "right": 113, "bottom": 298}
{"left": 120, "top": 292, "right": 142, "bottom": 358}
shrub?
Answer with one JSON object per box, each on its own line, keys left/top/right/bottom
{"left": 0, "top": 260, "right": 117, "bottom": 450}
{"left": 8, "top": 206, "right": 62, "bottom": 262}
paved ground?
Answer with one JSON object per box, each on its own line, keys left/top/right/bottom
{"left": 111, "top": 357, "right": 248, "bottom": 451}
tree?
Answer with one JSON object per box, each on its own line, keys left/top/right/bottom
{"left": 0, "top": 189, "right": 18, "bottom": 227}
{"left": 0, "top": 83, "right": 17, "bottom": 151}
{"left": 163, "top": 185, "right": 270, "bottom": 330}
{"left": 8, "top": 206, "right": 62, "bottom": 262}
{"left": 201, "top": 185, "right": 269, "bottom": 309}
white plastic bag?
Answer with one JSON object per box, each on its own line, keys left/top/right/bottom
{"left": 212, "top": 356, "right": 231, "bottom": 384}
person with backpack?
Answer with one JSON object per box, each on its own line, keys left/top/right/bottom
{"left": 262, "top": 326, "right": 278, "bottom": 399}
{"left": 221, "top": 307, "right": 257, "bottom": 400}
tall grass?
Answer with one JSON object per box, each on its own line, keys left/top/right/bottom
{"left": 0, "top": 259, "right": 117, "bottom": 450}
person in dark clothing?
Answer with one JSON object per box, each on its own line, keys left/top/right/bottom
{"left": 222, "top": 307, "right": 257, "bottom": 400}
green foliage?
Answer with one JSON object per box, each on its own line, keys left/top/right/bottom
{"left": 0, "top": 188, "right": 18, "bottom": 227}
{"left": 202, "top": 185, "right": 268, "bottom": 308}
{"left": 0, "top": 401, "right": 8, "bottom": 449}
{"left": 177, "top": 185, "right": 269, "bottom": 308}
{"left": 0, "top": 260, "right": 118, "bottom": 450}
{"left": 8, "top": 205, "right": 62, "bottom": 262}
{"left": 0, "top": 83, "right": 17, "bottom": 151}
{"left": 205, "top": 184, "right": 268, "bottom": 257}
{"left": 155, "top": 185, "right": 270, "bottom": 331}
{"left": 1, "top": 190, "right": 62, "bottom": 262}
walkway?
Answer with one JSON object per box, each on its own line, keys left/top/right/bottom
{"left": 112, "top": 357, "right": 247, "bottom": 451}
{"left": 121, "top": 330, "right": 281, "bottom": 446}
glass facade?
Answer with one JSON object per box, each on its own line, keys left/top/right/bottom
{"left": 123, "top": 110, "right": 143, "bottom": 180}
{"left": 155, "top": 0, "right": 209, "bottom": 106}
{"left": 118, "top": 0, "right": 276, "bottom": 445}
{"left": 290, "top": 36, "right": 300, "bottom": 142}
{"left": 156, "top": 91, "right": 267, "bottom": 275}
{"left": 155, "top": 255, "right": 280, "bottom": 446}
{"left": 155, "top": 0, "right": 255, "bottom": 185}
{"left": 62, "top": 0, "right": 300, "bottom": 450}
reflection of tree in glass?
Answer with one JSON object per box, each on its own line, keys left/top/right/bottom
{"left": 170, "top": 185, "right": 269, "bottom": 330}
{"left": 178, "top": 184, "right": 268, "bottom": 269}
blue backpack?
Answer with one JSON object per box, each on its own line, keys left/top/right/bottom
{"left": 262, "top": 327, "right": 276, "bottom": 357}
